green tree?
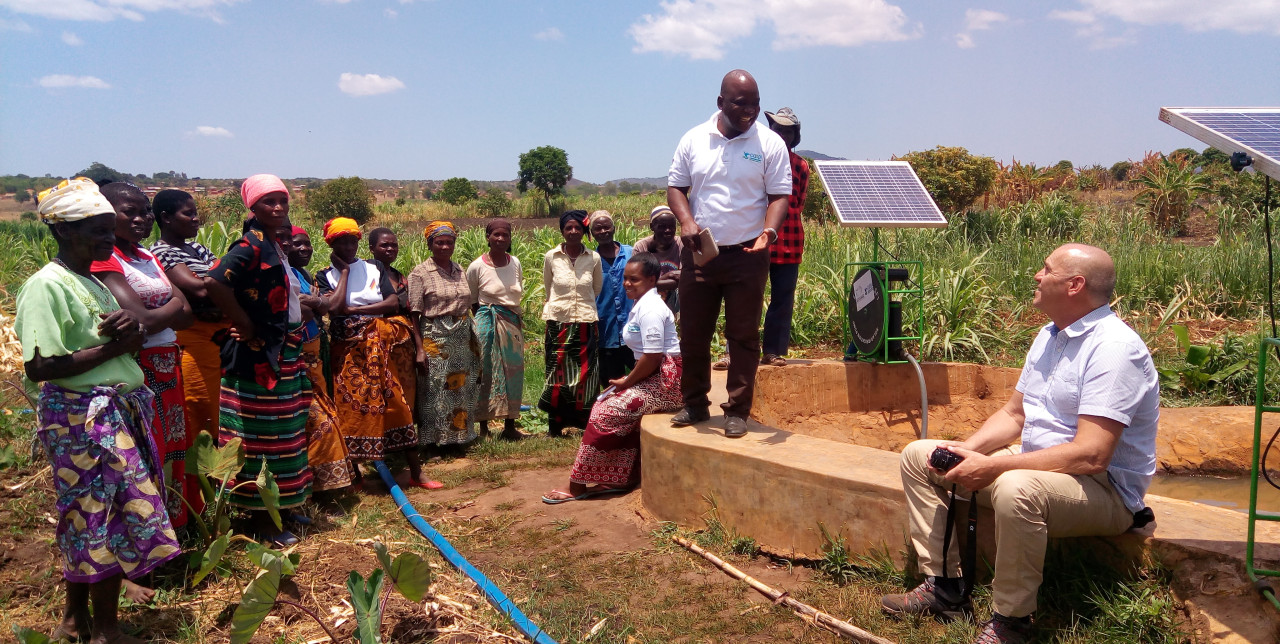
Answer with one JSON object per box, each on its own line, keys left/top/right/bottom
{"left": 896, "top": 146, "right": 997, "bottom": 214}
{"left": 517, "top": 146, "right": 572, "bottom": 210}
{"left": 802, "top": 157, "right": 832, "bottom": 223}
{"left": 1109, "top": 161, "right": 1133, "bottom": 182}
{"left": 477, "top": 189, "right": 511, "bottom": 217}
{"left": 77, "top": 162, "right": 129, "bottom": 185}
{"left": 12, "top": 190, "right": 30, "bottom": 204}
{"left": 438, "top": 177, "right": 478, "bottom": 205}
{"left": 306, "top": 176, "right": 374, "bottom": 225}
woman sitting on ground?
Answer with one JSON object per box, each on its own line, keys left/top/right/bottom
{"left": 543, "top": 252, "right": 682, "bottom": 503}
{"left": 538, "top": 210, "right": 603, "bottom": 437}
{"left": 318, "top": 218, "right": 436, "bottom": 488}
{"left": 92, "top": 183, "right": 195, "bottom": 528}
{"left": 632, "top": 204, "right": 682, "bottom": 316}
{"left": 150, "top": 189, "right": 228, "bottom": 509}
{"left": 205, "top": 174, "right": 313, "bottom": 545}
{"left": 466, "top": 218, "right": 525, "bottom": 440}
{"left": 409, "top": 221, "right": 481, "bottom": 449}
{"left": 279, "top": 222, "right": 355, "bottom": 506}
{"left": 19, "top": 178, "right": 181, "bottom": 644}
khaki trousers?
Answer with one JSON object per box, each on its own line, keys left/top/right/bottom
{"left": 901, "top": 439, "right": 1135, "bottom": 617}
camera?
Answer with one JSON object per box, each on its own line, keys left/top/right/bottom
{"left": 929, "top": 447, "right": 964, "bottom": 473}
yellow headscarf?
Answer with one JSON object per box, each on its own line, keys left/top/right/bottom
{"left": 36, "top": 177, "right": 115, "bottom": 224}
{"left": 424, "top": 220, "right": 457, "bottom": 242}
{"left": 322, "top": 217, "right": 361, "bottom": 244}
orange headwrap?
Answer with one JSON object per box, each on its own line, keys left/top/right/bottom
{"left": 323, "top": 217, "right": 361, "bottom": 244}
{"left": 424, "top": 220, "right": 457, "bottom": 242}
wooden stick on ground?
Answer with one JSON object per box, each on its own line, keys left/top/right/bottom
{"left": 674, "top": 536, "right": 895, "bottom": 644}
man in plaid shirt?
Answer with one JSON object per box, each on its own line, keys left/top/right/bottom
{"left": 761, "top": 107, "right": 809, "bottom": 366}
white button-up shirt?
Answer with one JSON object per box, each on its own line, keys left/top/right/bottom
{"left": 1016, "top": 305, "right": 1160, "bottom": 513}
{"left": 667, "top": 112, "right": 792, "bottom": 246}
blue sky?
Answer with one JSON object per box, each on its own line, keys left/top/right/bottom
{"left": 2, "top": 0, "right": 1278, "bottom": 183}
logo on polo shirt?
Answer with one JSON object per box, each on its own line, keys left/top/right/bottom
{"left": 743, "top": 151, "right": 762, "bottom": 163}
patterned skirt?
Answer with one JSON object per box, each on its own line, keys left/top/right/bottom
{"left": 331, "top": 316, "right": 418, "bottom": 460}
{"left": 417, "top": 314, "right": 480, "bottom": 447}
{"left": 138, "top": 343, "right": 194, "bottom": 528}
{"left": 473, "top": 304, "right": 524, "bottom": 422}
{"left": 301, "top": 337, "right": 354, "bottom": 491}
{"left": 219, "top": 326, "right": 313, "bottom": 509}
{"left": 570, "top": 355, "right": 682, "bottom": 487}
{"left": 538, "top": 320, "right": 601, "bottom": 427}
{"left": 37, "top": 382, "right": 181, "bottom": 583}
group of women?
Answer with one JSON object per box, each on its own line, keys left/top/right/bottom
{"left": 17, "top": 177, "right": 688, "bottom": 643}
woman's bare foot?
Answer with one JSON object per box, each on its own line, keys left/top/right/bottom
{"left": 121, "top": 580, "right": 154, "bottom": 603}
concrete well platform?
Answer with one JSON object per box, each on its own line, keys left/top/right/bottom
{"left": 640, "top": 363, "right": 1280, "bottom": 642}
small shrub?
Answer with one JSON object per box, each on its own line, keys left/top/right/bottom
{"left": 19, "top": 211, "right": 36, "bottom": 221}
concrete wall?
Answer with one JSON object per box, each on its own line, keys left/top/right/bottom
{"left": 751, "top": 360, "right": 1276, "bottom": 475}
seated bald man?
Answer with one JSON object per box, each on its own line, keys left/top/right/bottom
{"left": 881, "top": 243, "right": 1159, "bottom": 644}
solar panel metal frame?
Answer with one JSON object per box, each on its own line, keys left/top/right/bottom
{"left": 814, "top": 160, "right": 948, "bottom": 229}
{"left": 1159, "top": 107, "right": 1280, "bottom": 182}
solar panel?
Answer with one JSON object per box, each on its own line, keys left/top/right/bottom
{"left": 1159, "top": 107, "right": 1280, "bottom": 181}
{"left": 814, "top": 160, "right": 947, "bottom": 228}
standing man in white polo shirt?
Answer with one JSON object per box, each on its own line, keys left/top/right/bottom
{"left": 666, "top": 69, "right": 791, "bottom": 438}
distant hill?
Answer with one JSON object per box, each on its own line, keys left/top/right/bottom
{"left": 796, "top": 149, "right": 846, "bottom": 161}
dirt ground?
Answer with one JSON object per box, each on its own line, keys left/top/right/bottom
{"left": 1, "top": 453, "right": 893, "bottom": 644}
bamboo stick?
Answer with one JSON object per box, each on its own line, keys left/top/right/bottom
{"left": 674, "top": 536, "right": 895, "bottom": 644}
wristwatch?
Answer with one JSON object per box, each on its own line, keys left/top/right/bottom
{"left": 763, "top": 227, "right": 778, "bottom": 243}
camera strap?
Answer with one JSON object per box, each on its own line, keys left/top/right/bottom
{"left": 939, "top": 484, "right": 979, "bottom": 601}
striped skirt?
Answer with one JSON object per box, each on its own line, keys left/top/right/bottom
{"left": 537, "top": 320, "right": 600, "bottom": 428}
{"left": 219, "top": 326, "right": 313, "bottom": 509}
{"left": 473, "top": 304, "right": 524, "bottom": 422}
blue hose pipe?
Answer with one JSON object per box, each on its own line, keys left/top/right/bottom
{"left": 373, "top": 460, "right": 558, "bottom": 644}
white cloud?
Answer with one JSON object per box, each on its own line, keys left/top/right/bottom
{"left": 61, "top": 31, "right": 83, "bottom": 45}
{"left": 190, "top": 125, "right": 233, "bottom": 137}
{"left": 1050, "top": 6, "right": 1138, "bottom": 49}
{"left": 963, "top": 9, "right": 1007, "bottom": 31}
{"left": 337, "top": 72, "right": 405, "bottom": 97}
{"left": 1080, "top": 0, "right": 1280, "bottom": 34}
{"left": 37, "top": 74, "right": 110, "bottom": 89}
{"left": 0, "top": 16, "right": 33, "bottom": 30}
{"left": 630, "top": 0, "right": 917, "bottom": 60}
{"left": 534, "top": 26, "right": 563, "bottom": 41}
{"left": 0, "top": 0, "right": 245, "bottom": 22}
{"left": 953, "top": 8, "right": 1007, "bottom": 49}
{"left": 384, "top": 8, "right": 396, "bottom": 18}
{"left": 1048, "top": 9, "right": 1094, "bottom": 24}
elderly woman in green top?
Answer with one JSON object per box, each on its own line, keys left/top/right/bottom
{"left": 18, "top": 178, "right": 180, "bottom": 644}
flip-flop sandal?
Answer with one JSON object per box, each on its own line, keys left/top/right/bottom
{"left": 410, "top": 479, "right": 445, "bottom": 489}
{"left": 51, "top": 626, "right": 88, "bottom": 643}
{"left": 541, "top": 487, "right": 629, "bottom": 504}
{"left": 267, "top": 530, "right": 300, "bottom": 547}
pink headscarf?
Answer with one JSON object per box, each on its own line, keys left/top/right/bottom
{"left": 240, "top": 174, "right": 289, "bottom": 213}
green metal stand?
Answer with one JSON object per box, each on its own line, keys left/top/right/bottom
{"left": 843, "top": 229, "right": 924, "bottom": 364}
{"left": 1249, "top": 338, "right": 1280, "bottom": 611}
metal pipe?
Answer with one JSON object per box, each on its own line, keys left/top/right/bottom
{"left": 903, "top": 352, "right": 929, "bottom": 439}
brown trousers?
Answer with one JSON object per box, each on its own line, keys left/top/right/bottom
{"left": 677, "top": 244, "right": 770, "bottom": 418}
{"left": 901, "top": 439, "right": 1135, "bottom": 617}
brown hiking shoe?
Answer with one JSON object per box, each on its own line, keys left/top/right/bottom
{"left": 973, "top": 614, "right": 1032, "bottom": 644}
{"left": 880, "top": 578, "right": 973, "bottom": 622}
